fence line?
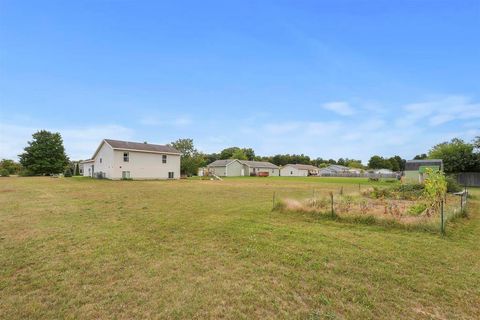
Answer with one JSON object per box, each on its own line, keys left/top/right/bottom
{"left": 273, "top": 187, "right": 469, "bottom": 235}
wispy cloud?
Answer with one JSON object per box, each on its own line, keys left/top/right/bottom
{"left": 397, "top": 95, "right": 480, "bottom": 127}
{"left": 322, "top": 101, "right": 355, "bottom": 116}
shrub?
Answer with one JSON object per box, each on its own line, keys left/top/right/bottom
{"left": 369, "top": 186, "right": 391, "bottom": 199}
{"left": 0, "top": 168, "right": 10, "bottom": 177}
{"left": 446, "top": 176, "right": 462, "bottom": 193}
{"left": 407, "top": 203, "right": 427, "bottom": 216}
{"left": 64, "top": 168, "right": 73, "bottom": 177}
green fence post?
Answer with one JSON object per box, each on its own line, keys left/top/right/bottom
{"left": 440, "top": 198, "right": 445, "bottom": 235}
{"left": 330, "top": 192, "right": 334, "bottom": 218}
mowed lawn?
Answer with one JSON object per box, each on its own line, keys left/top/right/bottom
{"left": 0, "top": 177, "right": 479, "bottom": 319}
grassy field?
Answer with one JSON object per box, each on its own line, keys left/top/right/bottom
{"left": 0, "top": 177, "right": 479, "bottom": 319}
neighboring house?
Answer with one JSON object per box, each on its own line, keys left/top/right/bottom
{"left": 373, "top": 168, "right": 394, "bottom": 175}
{"left": 318, "top": 165, "right": 363, "bottom": 176}
{"left": 318, "top": 165, "right": 350, "bottom": 176}
{"left": 81, "top": 139, "right": 181, "bottom": 180}
{"left": 207, "top": 159, "right": 279, "bottom": 177}
{"left": 404, "top": 159, "right": 443, "bottom": 183}
{"left": 280, "top": 164, "right": 320, "bottom": 177}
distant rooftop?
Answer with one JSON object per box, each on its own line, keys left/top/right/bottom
{"left": 207, "top": 159, "right": 279, "bottom": 169}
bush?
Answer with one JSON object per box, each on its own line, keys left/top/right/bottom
{"left": 0, "top": 168, "right": 10, "bottom": 177}
{"left": 407, "top": 203, "right": 427, "bottom": 216}
{"left": 369, "top": 186, "right": 391, "bottom": 199}
{"left": 446, "top": 176, "right": 462, "bottom": 193}
{"left": 64, "top": 168, "right": 73, "bottom": 177}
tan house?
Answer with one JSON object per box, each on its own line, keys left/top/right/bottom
{"left": 81, "top": 139, "right": 181, "bottom": 180}
{"left": 207, "top": 159, "right": 279, "bottom": 177}
{"left": 280, "top": 164, "right": 320, "bottom": 176}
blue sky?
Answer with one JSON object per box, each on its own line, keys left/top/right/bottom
{"left": 1, "top": 0, "right": 479, "bottom": 162}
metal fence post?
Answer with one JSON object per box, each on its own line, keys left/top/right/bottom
{"left": 440, "top": 198, "right": 445, "bottom": 235}
{"left": 272, "top": 192, "right": 276, "bottom": 210}
{"left": 330, "top": 192, "right": 334, "bottom": 218}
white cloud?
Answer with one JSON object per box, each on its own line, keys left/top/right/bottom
{"left": 396, "top": 95, "right": 480, "bottom": 127}
{"left": 322, "top": 101, "right": 355, "bottom": 116}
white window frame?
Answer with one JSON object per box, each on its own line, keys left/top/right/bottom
{"left": 162, "top": 154, "right": 167, "bottom": 164}
{"left": 123, "top": 152, "right": 129, "bottom": 162}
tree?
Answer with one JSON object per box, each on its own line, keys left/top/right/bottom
{"left": 74, "top": 162, "right": 80, "bottom": 176}
{"left": 414, "top": 154, "right": 427, "bottom": 160}
{"left": 368, "top": 155, "right": 387, "bottom": 169}
{"left": 428, "top": 138, "right": 479, "bottom": 173}
{"left": 0, "top": 159, "right": 22, "bottom": 175}
{"left": 169, "top": 138, "right": 206, "bottom": 176}
{"left": 19, "top": 130, "right": 69, "bottom": 175}
{"left": 219, "top": 147, "right": 255, "bottom": 160}
{"left": 242, "top": 148, "right": 256, "bottom": 161}
{"left": 231, "top": 149, "right": 247, "bottom": 160}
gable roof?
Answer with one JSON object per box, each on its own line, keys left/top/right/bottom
{"left": 207, "top": 159, "right": 279, "bottom": 169}
{"left": 283, "top": 164, "right": 319, "bottom": 171}
{"left": 207, "top": 159, "right": 239, "bottom": 167}
{"left": 91, "top": 139, "right": 181, "bottom": 159}
{"left": 240, "top": 160, "right": 279, "bottom": 169}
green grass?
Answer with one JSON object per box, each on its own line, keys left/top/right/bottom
{"left": 0, "top": 177, "right": 479, "bottom": 319}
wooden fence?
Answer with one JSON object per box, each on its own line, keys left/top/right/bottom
{"left": 456, "top": 172, "right": 480, "bottom": 187}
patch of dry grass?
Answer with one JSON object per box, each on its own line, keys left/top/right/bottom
{"left": 0, "top": 176, "right": 479, "bottom": 319}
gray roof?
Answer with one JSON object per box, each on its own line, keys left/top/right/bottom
{"left": 207, "top": 159, "right": 279, "bottom": 169}
{"left": 241, "top": 160, "right": 279, "bottom": 169}
{"left": 405, "top": 159, "right": 443, "bottom": 171}
{"left": 104, "top": 139, "right": 181, "bottom": 154}
{"left": 320, "top": 164, "right": 350, "bottom": 172}
{"left": 284, "top": 164, "right": 319, "bottom": 171}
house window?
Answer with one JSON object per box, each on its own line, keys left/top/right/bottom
{"left": 162, "top": 155, "right": 167, "bottom": 164}
{"left": 100, "top": 158, "right": 102, "bottom": 163}
{"left": 291, "top": 171, "right": 293, "bottom": 175}
{"left": 168, "top": 172, "right": 174, "bottom": 179}
{"left": 123, "top": 152, "right": 129, "bottom": 162}
{"left": 122, "top": 171, "right": 130, "bottom": 179}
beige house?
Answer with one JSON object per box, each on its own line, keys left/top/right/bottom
{"left": 81, "top": 139, "right": 181, "bottom": 180}
{"left": 207, "top": 159, "right": 279, "bottom": 177}
{"left": 280, "top": 164, "right": 320, "bottom": 177}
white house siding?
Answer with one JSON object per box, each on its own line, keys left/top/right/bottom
{"left": 210, "top": 166, "right": 226, "bottom": 177}
{"left": 111, "top": 150, "right": 180, "bottom": 179}
{"left": 226, "top": 161, "right": 246, "bottom": 176}
{"left": 280, "top": 166, "right": 308, "bottom": 177}
{"left": 82, "top": 161, "right": 94, "bottom": 177}
{"left": 93, "top": 142, "right": 115, "bottom": 178}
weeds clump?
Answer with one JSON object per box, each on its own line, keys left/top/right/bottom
{"left": 407, "top": 202, "right": 427, "bottom": 216}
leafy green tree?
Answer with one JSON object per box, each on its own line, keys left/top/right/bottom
{"left": 368, "top": 155, "right": 387, "bottom": 169}
{"left": 428, "top": 138, "right": 479, "bottom": 173}
{"left": 0, "top": 159, "right": 22, "bottom": 174}
{"left": 414, "top": 154, "right": 427, "bottom": 160}
{"left": 242, "top": 148, "right": 256, "bottom": 161}
{"left": 219, "top": 147, "right": 241, "bottom": 159}
{"left": 169, "top": 138, "right": 206, "bottom": 176}
{"left": 346, "top": 159, "right": 364, "bottom": 169}
{"left": 19, "top": 130, "right": 69, "bottom": 175}
{"left": 231, "top": 149, "right": 247, "bottom": 160}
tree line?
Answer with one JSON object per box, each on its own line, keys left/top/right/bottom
{"left": 1, "top": 130, "right": 479, "bottom": 177}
